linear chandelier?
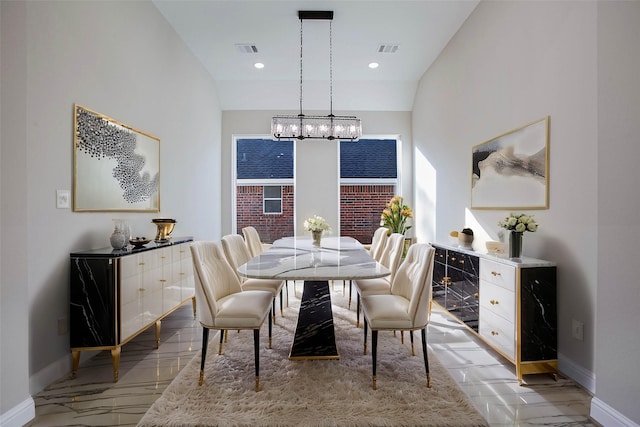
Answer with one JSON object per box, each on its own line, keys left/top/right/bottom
{"left": 271, "top": 10, "right": 362, "bottom": 141}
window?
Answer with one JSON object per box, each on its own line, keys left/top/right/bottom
{"left": 263, "top": 185, "right": 282, "bottom": 214}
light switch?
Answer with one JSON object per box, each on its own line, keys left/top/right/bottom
{"left": 56, "top": 190, "right": 70, "bottom": 209}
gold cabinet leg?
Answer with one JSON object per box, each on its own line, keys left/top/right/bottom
{"left": 111, "top": 347, "right": 121, "bottom": 382}
{"left": 155, "top": 320, "right": 162, "bottom": 348}
{"left": 71, "top": 350, "right": 81, "bottom": 378}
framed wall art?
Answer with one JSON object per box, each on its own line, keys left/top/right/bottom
{"left": 73, "top": 104, "right": 160, "bottom": 212}
{"left": 471, "top": 116, "right": 549, "bottom": 210}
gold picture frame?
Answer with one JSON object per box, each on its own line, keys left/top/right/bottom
{"left": 73, "top": 104, "right": 160, "bottom": 212}
{"left": 471, "top": 116, "right": 549, "bottom": 210}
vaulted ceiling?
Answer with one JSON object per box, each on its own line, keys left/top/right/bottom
{"left": 153, "top": 1, "right": 479, "bottom": 111}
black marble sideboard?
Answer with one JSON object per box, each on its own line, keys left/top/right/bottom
{"left": 431, "top": 243, "right": 557, "bottom": 384}
{"left": 70, "top": 237, "right": 194, "bottom": 381}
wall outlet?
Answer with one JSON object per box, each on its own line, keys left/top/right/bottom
{"left": 58, "top": 317, "right": 68, "bottom": 335}
{"left": 572, "top": 319, "right": 584, "bottom": 341}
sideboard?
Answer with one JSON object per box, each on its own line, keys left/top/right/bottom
{"left": 70, "top": 236, "right": 195, "bottom": 381}
{"left": 431, "top": 242, "right": 557, "bottom": 384}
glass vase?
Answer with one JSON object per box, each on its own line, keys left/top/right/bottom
{"left": 509, "top": 231, "right": 523, "bottom": 259}
{"left": 312, "top": 230, "right": 322, "bottom": 246}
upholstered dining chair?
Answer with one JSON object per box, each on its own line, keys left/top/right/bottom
{"left": 369, "top": 227, "right": 390, "bottom": 262}
{"left": 361, "top": 243, "right": 436, "bottom": 390}
{"left": 190, "top": 241, "right": 273, "bottom": 391}
{"left": 242, "top": 226, "right": 271, "bottom": 258}
{"left": 353, "top": 232, "right": 406, "bottom": 325}
{"left": 242, "top": 226, "right": 290, "bottom": 305}
{"left": 221, "top": 234, "right": 285, "bottom": 321}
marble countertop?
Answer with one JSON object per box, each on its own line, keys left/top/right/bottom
{"left": 238, "top": 236, "right": 391, "bottom": 281}
{"left": 70, "top": 236, "right": 194, "bottom": 258}
{"left": 431, "top": 241, "right": 556, "bottom": 268}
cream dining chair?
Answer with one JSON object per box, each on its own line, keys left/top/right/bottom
{"left": 348, "top": 227, "right": 390, "bottom": 307}
{"left": 221, "top": 234, "right": 285, "bottom": 321}
{"left": 353, "top": 232, "right": 406, "bottom": 326}
{"left": 361, "top": 243, "right": 436, "bottom": 390}
{"left": 190, "top": 241, "right": 273, "bottom": 391}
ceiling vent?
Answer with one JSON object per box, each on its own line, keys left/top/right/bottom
{"left": 235, "top": 44, "right": 259, "bottom": 54}
{"left": 377, "top": 44, "right": 399, "bottom": 54}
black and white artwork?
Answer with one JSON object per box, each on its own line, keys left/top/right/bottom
{"left": 471, "top": 116, "right": 549, "bottom": 210}
{"left": 73, "top": 105, "right": 160, "bottom": 212}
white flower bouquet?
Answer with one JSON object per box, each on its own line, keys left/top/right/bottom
{"left": 303, "top": 215, "right": 331, "bottom": 233}
{"left": 498, "top": 213, "right": 538, "bottom": 233}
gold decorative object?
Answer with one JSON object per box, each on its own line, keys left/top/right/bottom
{"left": 152, "top": 218, "right": 176, "bottom": 241}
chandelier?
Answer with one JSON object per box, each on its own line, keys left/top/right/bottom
{"left": 271, "top": 11, "right": 362, "bottom": 141}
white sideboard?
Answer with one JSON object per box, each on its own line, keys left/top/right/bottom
{"left": 70, "top": 237, "right": 194, "bottom": 381}
{"left": 431, "top": 243, "right": 557, "bottom": 384}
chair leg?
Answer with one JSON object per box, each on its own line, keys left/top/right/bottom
{"left": 199, "top": 328, "right": 210, "bottom": 386}
{"left": 372, "top": 330, "right": 378, "bottom": 390}
{"left": 218, "top": 329, "right": 225, "bottom": 355}
{"left": 421, "top": 328, "right": 431, "bottom": 388}
{"left": 410, "top": 330, "right": 415, "bottom": 356}
{"left": 272, "top": 298, "right": 276, "bottom": 324}
{"left": 356, "top": 294, "right": 361, "bottom": 328}
{"left": 401, "top": 330, "right": 404, "bottom": 344}
{"left": 363, "top": 320, "right": 368, "bottom": 355}
{"left": 348, "top": 280, "right": 352, "bottom": 308}
{"left": 268, "top": 308, "right": 273, "bottom": 349}
{"left": 253, "top": 329, "right": 260, "bottom": 392}
{"left": 279, "top": 290, "right": 284, "bottom": 317}
{"left": 285, "top": 281, "right": 289, "bottom": 307}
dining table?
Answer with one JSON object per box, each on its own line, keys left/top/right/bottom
{"left": 237, "top": 236, "right": 390, "bottom": 360}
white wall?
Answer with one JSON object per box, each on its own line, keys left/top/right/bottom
{"left": 593, "top": 2, "right": 640, "bottom": 425}
{"left": 413, "top": 1, "right": 639, "bottom": 425}
{"left": 221, "top": 110, "right": 413, "bottom": 236}
{"left": 1, "top": 0, "right": 222, "bottom": 422}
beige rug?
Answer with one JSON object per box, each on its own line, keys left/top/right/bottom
{"left": 139, "top": 285, "right": 488, "bottom": 427}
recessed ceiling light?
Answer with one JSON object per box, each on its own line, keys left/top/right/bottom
{"left": 368, "top": 62, "right": 379, "bottom": 69}
{"left": 254, "top": 62, "right": 265, "bottom": 69}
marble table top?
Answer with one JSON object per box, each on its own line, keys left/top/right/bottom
{"left": 237, "top": 236, "right": 391, "bottom": 281}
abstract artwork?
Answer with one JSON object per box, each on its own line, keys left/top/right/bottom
{"left": 73, "top": 104, "right": 160, "bottom": 212}
{"left": 471, "top": 116, "right": 549, "bottom": 210}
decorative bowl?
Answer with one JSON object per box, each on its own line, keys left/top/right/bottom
{"left": 485, "top": 241, "right": 506, "bottom": 254}
{"left": 129, "top": 238, "right": 150, "bottom": 249}
{"left": 152, "top": 218, "right": 176, "bottom": 241}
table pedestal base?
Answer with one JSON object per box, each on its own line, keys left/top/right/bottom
{"left": 289, "top": 280, "right": 339, "bottom": 360}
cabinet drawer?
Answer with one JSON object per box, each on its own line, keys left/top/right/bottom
{"left": 480, "top": 259, "right": 515, "bottom": 291}
{"left": 480, "top": 281, "right": 515, "bottom": 321}
{"left": 479, "top": 315, "right": 515, "bottom": 360}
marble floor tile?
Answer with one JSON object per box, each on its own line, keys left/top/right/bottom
{"left": 27, "top": 284, "right": 596, "bottom": 426}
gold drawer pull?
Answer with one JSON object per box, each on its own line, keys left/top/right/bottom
{"left": 159, "top": 279, "right": 167, "bottom": 283}
{"left": 459, "top": 259, "right": 464, "bottom": 264}
{"left": 450, "top": 257, "right": 456, "bottom": 261}
{"left": 180, "top": 272, "right": 185, "bottom": 276}
{"left": 138, "top": 262, "right": 145, "bottom": 266}
{"left": 139, "top": 288, "right": 145, "bottom": 292}
{"left": 474, "top": 292, "right": 479, "bottom": 298}
{"left": 491, "top": 331, "right": 499, "bottom": 336}
{"left": 160, "top": 256, "right": 167, "bottom": 259}
{"left": 490, "top": 299, "right": 499, "bottom": 305}
{"left": 491, "top": 271, "right": 501, "bottom": 276}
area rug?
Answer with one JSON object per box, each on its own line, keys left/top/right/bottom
{"left": 138, "top": 285, "right": 488, "bottom": 427}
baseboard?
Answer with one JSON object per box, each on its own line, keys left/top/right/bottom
{"left": 590, "top": 397, "right": 640, "bottom": 427}
{"left": 557, "top": 351, "right": 595, "bottom": 393}
{"left": 0, "top": 396, "right": 35, "bottom": 427}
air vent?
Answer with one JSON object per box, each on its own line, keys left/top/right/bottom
{"left": 377, "top": 44, "right": 399, "bottom": 54}
{"left": 235, "top": 44, "right": 259, "bottom": 54}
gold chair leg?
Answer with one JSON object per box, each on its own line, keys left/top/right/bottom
{"left": 199, "top": 370, "right": 205, "bottom": 386}
{"left": 255, "top": 376, "right": 260, "bottom": 392}
{"left": 426, "top": 373, "right": 431, "bottom": 388}
{"left": 372, "top": 375, "right": 377, "bottom": 390}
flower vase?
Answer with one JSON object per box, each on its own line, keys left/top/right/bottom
{"left": 509, "top": 231, "right": 523, "bottom": 259}
{"left": 312, "top": 230, "right": 322, "bottom": 246}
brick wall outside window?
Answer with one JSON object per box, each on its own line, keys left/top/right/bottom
{"left": 340, "top": 185, "right": 396, "bottom": 244}
{"left": 236, "top": 185, "right": 294, "bottom": 244}
{"left": 236, "top": 184, "right": 395, "bottom": 245}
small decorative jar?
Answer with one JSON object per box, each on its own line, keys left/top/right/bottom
{"left": 110, "top": 219, "right": 127, "bottom": 250}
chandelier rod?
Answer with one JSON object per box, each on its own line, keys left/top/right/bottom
{"left": 299, "top": 17, "right": 304, "bottom": 117}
